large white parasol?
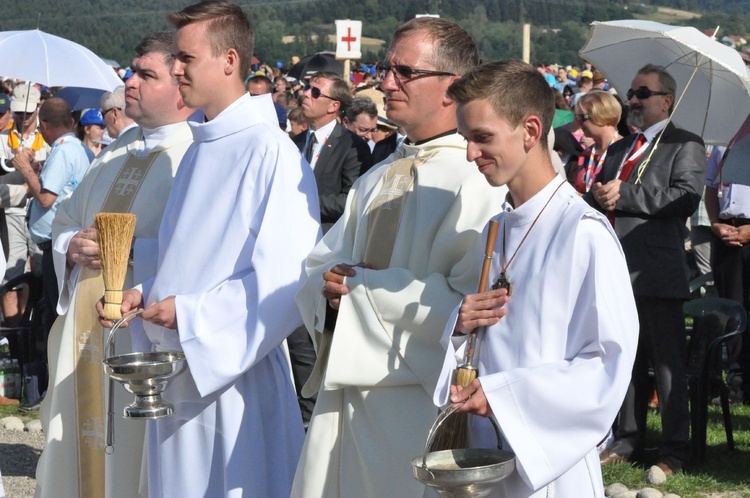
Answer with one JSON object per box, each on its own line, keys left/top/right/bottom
{"left": 580, "top": 20, "right": 750, "bottom": 146}
{"left": 0, "top": 29, "right": 122, "bottom": 91}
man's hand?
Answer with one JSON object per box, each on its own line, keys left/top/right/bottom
{"left": 10, "top": 147, "right": 35, "bottom": 174}
{"left": 450, "top": 379, "right": 492, "bottom": 417}
{"left": 711, "top": 222, "right": 743, "bottom": 247}
{"left": 591, "top": 179, "right": 622, "bottom": 212}
{"left": 67, "top": 225, "right": 101, "bottom": 269}
{"left": 97, "top": 288, "right": 143, "bottom": 328}
{"left": 454, "top": 288, "right": 509, "bottom": 336}
{"left": 321, "top": 262, "right": 372, "bottom": 309}
{"left": 142, "top": 296, "right": 178, "bottom": 330}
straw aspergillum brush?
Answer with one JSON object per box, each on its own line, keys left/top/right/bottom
{"left": 95, "top": 212, "right": 137, "bottom": 452}
{"left": 429, "top": 220, "right": 500, "bottom": 452}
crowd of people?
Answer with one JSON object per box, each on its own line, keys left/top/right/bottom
{"left": 0, "top": 0, "right": 746, "bottom": 496}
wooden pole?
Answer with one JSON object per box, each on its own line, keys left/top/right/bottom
{"left": 523, "top": 23, "right": 531, "bottom": 63}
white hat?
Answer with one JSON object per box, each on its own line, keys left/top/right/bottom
{"left": 10, "top": 85, "right": 41, "bottom": 114}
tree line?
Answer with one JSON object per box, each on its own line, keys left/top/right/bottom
{"left": 1, "top": 0, "right": 747, "bottom": 73}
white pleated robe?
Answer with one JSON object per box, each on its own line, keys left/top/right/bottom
{"left": 435, "top": 179, "right": 639, "bottom": 497}
{"left": 139, "top": 94, "right": 321, "bottom": 498}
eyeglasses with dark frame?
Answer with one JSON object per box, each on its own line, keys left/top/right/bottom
{"left": 376, "top": 63, "right": 455, "bottom": 84}
{"left": 304, "top": 85, "right": 336, "bottom": 101}
{"left": 574, "top": 113, "right": 592, "bottom": 122}
{"left": 101, "top": 107, "right": 120, "bottom": 117}
{"left": 626, "top": 86, "right": 670, "bottom": 101}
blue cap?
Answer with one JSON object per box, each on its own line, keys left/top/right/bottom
{"left": 123, "top": 69, "right": 133, "bottom": 80}
{"left": 0, "top": 95, "right": 9, "bottom": 114}
{"left": 276, "top": 61, "right": 284, "bottom": 69}
{"left": 544, "top": 73, "right": 557, "bottom": 86}
{"left": 80, "top": 108, "right": 105, "bottom": 126}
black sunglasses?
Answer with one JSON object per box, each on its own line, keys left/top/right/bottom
{"left": 376, "top": 63, "right": 455, "bottom": 82}
{"left": 574, "top": 113, "right": 591, "bottom": 122}
{"left": 102, "top": 107, "right": 120, "bottom": 117}
{"left": 626, "top": 86, "right": 670, "bottom": 100}
{"left": 304, "top": 85, "right": 336, "bottom": 101}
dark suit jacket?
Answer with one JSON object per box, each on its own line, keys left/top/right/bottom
{"left": 293, "top": 121, "right": 372, "bottom": 231}
{"left": 370, "top": 132, "right": 399, "bottom": 169}
{"left": 584, "top": 122, "right": 706, "bottom": 298}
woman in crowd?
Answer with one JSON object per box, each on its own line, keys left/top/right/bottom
{"left": 572, "top": 91, "right": 623, "bottom": 194}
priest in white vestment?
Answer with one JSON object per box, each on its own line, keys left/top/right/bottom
{"left": 110, "top": 5, "right": 321, "bottom": 497}
{"left": 292, "top": 18, "right": 502, "bottom": 498}
{"left": 37, "top": 32, "right": 194, "bottom": 498}
{"left": 434, "top": 61, "right": 638, "bottom": 497}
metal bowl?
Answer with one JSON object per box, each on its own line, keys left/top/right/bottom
{"left": 412, "top": 448, "right": 515, "bottom": 497}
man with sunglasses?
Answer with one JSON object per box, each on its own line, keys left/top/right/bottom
{"left": 587, "top": 64, "right": 706, "bottom": 477}
{"left": 293, "top": 71, "right": 371, "bottom": 233}
{"left": 289, "top": 71, "right": 370, "bottom": 430}
{"left": 292, "top": 17, "right": 499, "bottom": 498}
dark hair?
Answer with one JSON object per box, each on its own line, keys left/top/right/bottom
{"left": 135, "top": 31, "right": 175, "bottom": 65}
{"left": 311, "top": 71, "right": 352, "bottom": 113}
{"left": 168, "top": 1, "right": 254, "bottom": 82}
{"left": 344, "top": 97, "right": 378, "bottom": 123}
{"left": 447, "top": 60, "right": 554, "bottom": 149}
{"left": 391, "top": 17, "right": 479, "bottom": 76}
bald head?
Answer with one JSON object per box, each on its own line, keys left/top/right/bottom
{"left": 39, "top": 98, "right": 73, "bottom": 130}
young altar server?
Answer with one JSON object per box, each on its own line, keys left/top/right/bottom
{"left": 105, "top": 1, "right": 321, "bottom": 497}
{"left": 435, "top": 60, "right": 639, "bottom": 497}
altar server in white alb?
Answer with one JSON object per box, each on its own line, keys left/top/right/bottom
{"left": 105, "top": 2, "right": 321, "bottom": 497}
{"left": 38, "top": 31, "right": 194, "bottom": 498}
{"left": 435, "top": 60, "right": 639, "bottom": 497}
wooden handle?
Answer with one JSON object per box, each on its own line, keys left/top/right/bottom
{"left": 477, "top": 220, "right": 500, "bottom": 294}
{"left": 462, "top": 220, "right": 501, "bottom": 370}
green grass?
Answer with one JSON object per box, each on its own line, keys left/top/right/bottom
{"left": 602, "top": 405, "right": 750, "bottom": 497}
{"left": 0, "top": 403, "right": 39, "bottom": 423}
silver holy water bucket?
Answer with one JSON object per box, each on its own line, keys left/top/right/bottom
{"left": 103, "top": 309, "right": 186, "bottom": 420}
{"left": 412, "top": 404, "right": 516, "bottom": 497}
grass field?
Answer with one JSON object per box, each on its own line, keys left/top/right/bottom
{"left": 631, "top": 5, "right": 703, "bottom": 25}
{"left": 603, "top": 404, "right": 750, "bottom": 497}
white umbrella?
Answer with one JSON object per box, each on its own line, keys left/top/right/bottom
{"left": 580, "top": 20, "right": 750, "bottom": 145}
{"left": 0, "top": 29, "right": 122, "bottom": 91}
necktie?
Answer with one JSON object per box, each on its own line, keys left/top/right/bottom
{"left": 305, "top": 133, "right": 317, "bottom": 164}
{"left": 618, "top": 133, "right": 647, "bottom": 182}
{"left": 607, "top": 133, "right": 647, "bottom": 226}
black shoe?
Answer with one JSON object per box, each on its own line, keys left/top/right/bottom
{"left": 19, "top": 395, "right": 43, "bottom": 412}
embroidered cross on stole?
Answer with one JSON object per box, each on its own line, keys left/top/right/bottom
{"left": 363, "top": 153, "right": 428, "bottom": 269}
{"left": 72, "top": 151, "right": 158, "bottom": 497}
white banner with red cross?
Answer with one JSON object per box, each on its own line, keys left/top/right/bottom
{"left": 335, "top": 20, "right": 362, "bottom": 60}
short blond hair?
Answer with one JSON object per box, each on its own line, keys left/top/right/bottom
{"left": 575, "top": 91, "right": 621, "bottom": 128}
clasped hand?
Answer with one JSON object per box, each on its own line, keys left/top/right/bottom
{"left": 591, "top": 179, "right": 621, "bottom": 212}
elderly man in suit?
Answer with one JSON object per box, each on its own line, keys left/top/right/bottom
{"left": 586, "top": 64, "right": 706, "bottom": 476}
{"left": 292, "top": 71, "right": 372, "bottom": 233}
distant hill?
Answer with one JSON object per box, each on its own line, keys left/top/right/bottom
{"left": 1, "top": 0, "right": 745, "bottom": 71}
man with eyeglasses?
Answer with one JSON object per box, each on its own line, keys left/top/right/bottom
{"left": 0, "top": 85, "right": 51, "bottom": 331}
{"left": 292, "top": 17, "right": 499, "bottom": 498}
{"left": 100, "top": 86, "right": 136, "bottom": 141}
{"left": 586, "top": 64, "right": 706, "bottom": 478}
{"left": 342, "top": 96, "right": 379, "bottom": 148}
